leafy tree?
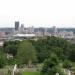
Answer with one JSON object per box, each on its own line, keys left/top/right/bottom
{"left": 31, "top": 39, "right": 49, "bottom": 63}
{"left": 5, "top": 44, "right": 17, "bottom": 56}
{"left": 68, "top": 44, "right": 75, "bottom": 62}
{"left": 31, "top": 36, "right": 75, "bottom": 63}
{"left": 42, "top": 53, "right": 65, "bottom": 75}
{"left": 16, "top": 40, "right": 37, "bottom": 66}
{"left": 0, "top": 50, "right": 6, "bottom": 68}
{"left": 63, "top": 59, "right": 72, "bottom": 69}
{"left": 3, "top": 41, "right": 19, "bottom": 56}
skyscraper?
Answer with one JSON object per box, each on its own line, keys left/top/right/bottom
{"left": 19, "top": 24, "right": 25, "bottom": 33}
{"left": 52, "top": 26, "right": 58, "bottom": 34}
{"left": 15, "top": 21, "right": 19, "bottom": 31}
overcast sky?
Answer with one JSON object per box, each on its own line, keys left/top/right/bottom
{"left": 0, "top": 0, "right": 75, "bottom": 28}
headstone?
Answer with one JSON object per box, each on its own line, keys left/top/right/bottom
{"left": 64, "top": 69, "right": 71, "bottom": 75}
{"left": 67, "top": 70, "right": 71, "bottom": 75}
{"left": 56, "top": 72, "right": 59, "bottom": 75}
{"left": 12, "top": 64, "right": 17, "bottom": 75}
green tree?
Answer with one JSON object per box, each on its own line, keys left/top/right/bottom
{"left": 5, "top": 44, "right": 17, "bottom": 56}
{"left": 31, "top": 36, "right": 75, "bottom": 63}
{"left": 0, "top": 50, "right": 6, "bottom": 68}
{"left": 63, "top": 59, "right": 72, "bottom": 69}
{"left": 16, "top": 40, "right": 37, "bottom": 66}
{"left": 3, "top": 41, "right": 19, "bottom": 56}
{"left": 42, "top": 53, "right": 65, "bottom": 75}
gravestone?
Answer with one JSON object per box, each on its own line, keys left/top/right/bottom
{"left": 12, "top": 64, "right": 17, "bottom": 75}
{"left": 56, "top": 72, "right": 59, "bottom": 75}
{"left": 64, "top": 69, "right": 71, "bottom": 75}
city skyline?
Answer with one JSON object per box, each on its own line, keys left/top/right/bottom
{"left": 0, "top": 21, "right": 75, "bottom": 28}
{"left": 0, "top": 0, "right": 75, "bottom": 28}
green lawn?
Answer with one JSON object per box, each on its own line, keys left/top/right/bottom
{"left": 22, "top": 71, "right": 41, "bottom": 75}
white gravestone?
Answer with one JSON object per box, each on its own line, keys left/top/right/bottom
{"left": 56, "top": 72, "right": 59, "bottom": 75}
{"left": 67, "top": 70, "right": 71, "bottom": 75}
{"left": 12, "top": 64, "right": 17, "bottom": 75}
{"left": 64, "top": 69, "right": 71, "bottom": 75}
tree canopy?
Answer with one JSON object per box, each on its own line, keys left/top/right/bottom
{"left": 16, "top": 40, "right": 37, "bottom": 66}
{"left": 31, "top": 36, "right": 75, "bottom": 63}
{"left": 0, "top": 50, "right": 6, "bottom": 68}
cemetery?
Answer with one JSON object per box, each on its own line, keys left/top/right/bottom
{"left": 0, "top": 36, "right": 75, "bottom": 75}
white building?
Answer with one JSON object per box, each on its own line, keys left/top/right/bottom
{"left": 19, "top": 24, "right": 25, "bottom": 33}
{"left": 52, "top": 26, "right": 58, "bottom": 34}
{"left": 27, "top": 26, "right": 34, "bottom": 34}
{"left": 13, "top": 33, "right": 36, "bottom": 40}
{"left": 0, "top": 41, "right": 4, "bottom": 47}
{"left": 58, "top": 31, "right": 74, "bottom": 39}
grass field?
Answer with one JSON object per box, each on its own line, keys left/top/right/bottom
{"left": 22, "top": 71, "right": 41, "bottom": 75}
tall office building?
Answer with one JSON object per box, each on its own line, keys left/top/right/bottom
{"left": 52, "top": 26, "right": 58, "bottom": 34}
{"left": 19, "top": 24, "right": 25, "bottom": 33}
{"left": 15, "top": 21, "right": 19, "bottom": 31}
{"left": 28, "top": 26, "right": 34, "bottom": 33}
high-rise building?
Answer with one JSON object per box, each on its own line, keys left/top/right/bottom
{"left": 19, "top": 24, "right": 25, "bottom": 33}
{"left": 28, "top": 26, "right": 34, "bottom": 33}
{"left": 15, "top": 21, "right": 19, "bottom": 31}
{"left": 52, "top": 26, "right": 58, "bottom": 34}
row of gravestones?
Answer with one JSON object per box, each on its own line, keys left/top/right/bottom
{"left": 11, "top": 64, "right": 22, "bottom": 75}
{"left": 1, "top": 64, "right": 75, "bottom": 75}
{"left": 7, "top": 70, "right": 22, "bottom": 75}
{"left": 0, "top": 64, "right": 22, "bottom": 75}
{"left": 5, "top": 64, "right": 18, "bottom": 75}
{"left": 55, "top": 69, "right": 71, "bottom": 75}
{"left": 12, "top": 65, "right": 71, "bottom": 75}
{"left": 55, "top": 69, "right": 75, "bottom": 75}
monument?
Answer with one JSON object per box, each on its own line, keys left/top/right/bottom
{"left": 12, "top": 64, "right": 17, "bottom": 75}
{"left": 56, "top": 72, "right": 59, "bottom": 75}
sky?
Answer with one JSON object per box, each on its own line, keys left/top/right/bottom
{"left": 0, "top": 0, "right": 75, "bottom": 28}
